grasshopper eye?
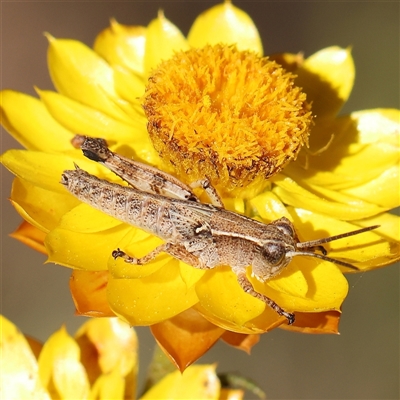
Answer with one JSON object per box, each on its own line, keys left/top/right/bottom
{"left": 262, "top": 242, "right": 286, "bottom": 266}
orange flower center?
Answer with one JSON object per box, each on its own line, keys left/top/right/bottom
{"left": 143, "top": 44, "right": 312, "bottom": 196}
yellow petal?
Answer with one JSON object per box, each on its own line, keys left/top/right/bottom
{"left": 10, "top": 221, "right": 47, "bottom": 254}
{"left": 151, "top": 308, "right": 225, "bottom": 371}
{"left": 279, "top": 310, "right": 341, "bottom": 334}
{"left": 70, "top": 270, "right": 115, "bottom": 317}
{"left": 1, "top": 149, "right": 97, "bottom": 194}
{"left": 10, "top": 177, "right": 79, "bottom": 233}
{"left": 353, "top": 108, "right": 400, "bottom": 146}
{"left": 341, "top": 165, "right": 399, "bottom": 208}
{"left": 272, "top": 175, "right": 387, "bottom": 220}
{"left": 90, "top": 368, "right": 125, "bottom": 400}
{"left": 89, "top": 369, "right": 124, "bottom": 400}
{"left": 144, "top": 11, "right": 189, "bottom": 76}
{"left": 107, "top": 259, "right": 199, "bottom": 325}
{"left": 37, "top": 88, "right": 148, "bottom": 144}
{"left": 179, "top": 262, "right": 207, "bottom": 289}
{"left": 287, "top": 109, "right": 400, "bottom": 191}
{"left": 45, "top": 225, "right": 118, "bottom": 271}
{"left": 222, "top": 197, "right": 245, "bottom": 214}
{"left": 38, "top": 325, "right": 90, "bottom": 399}
{"left": 311, "top": 108, "right": 398, "bottom": 156}
{"left": 221, "top": 331, "right": 260, "bottom": 354}
{"left": 308, "top": 46, "right": 355, "bottom": 102}
{"left": 46, "top": 35, "right": 132, "bottom": 124}
{"left": 56, "top": 203, "right": 122, "bottom": 233}
{"left": 140, "top": 364, "right": 220, "bottom": 400}
{"left": 352, "top": 212, "right": 400, "bottom": 242}
{"left": 296, "top": 46, "right": 354, "bottom": 119}
{"left": 195, "top": 266, "right": 284, "bottom": 334}
{"left": 289, "top": 207, "right": 399, "bottom": 271}
{"left": 264, "top": 260, "right": 309, "bottom": 299}
{"left": 307, "top": 181, "right": 390, "bottom": 215}
{"left": 286, "top": 142, "right": 399, "bottom": 192}
{"left": 0, "top": 315, "right": 50, "bottom": 400}
{"left": 1, "top": 90, "right": 73, "bottom": 151}
{"left": 45, "top": 214, "right": 130, "bottom": 271}
{"left": 247, "top": 190, "right": 292, "bottom": 222}
{"left": 188, "top": 1, "right": 263, "bottom": 55}
{"left": 113, "top": 65, "right": 146, "bottom": 103}
{"left": 75, "top": 318, "right": 138, "bottom": 376}
{"left": 258, "top": 260, "right": 349, "bottom": 312}
{"left": 93, "top": 19, "right": 146, "bottom": 75}
{"left": 75, "top": 318, "right": 138, "bottom": 398}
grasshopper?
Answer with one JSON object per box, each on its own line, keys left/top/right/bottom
{"left": 61, "top": 136, "right": 379, "bottom": 325}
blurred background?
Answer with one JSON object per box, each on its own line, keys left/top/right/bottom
{"left": 1, "top": 1, "right": 399, "bottom": 399}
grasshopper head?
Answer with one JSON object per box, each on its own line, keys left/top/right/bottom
{"left": 252, "top": 217, "right": 298, "bottom": 282}
{"left": 252, "top": 217, "right": 380, "bottom": 282}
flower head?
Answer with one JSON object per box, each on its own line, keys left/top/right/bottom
{"left": 1, "top": 1, "right": 399, "bottom": 369}
{"left": 1, "top": 315, "right": 242, "bottom": 399}
{"left": 0, "top": 315, "right": 138, "bottom": 399}
{"left": 144, "top": 44, "right": 312, "bottom": 196}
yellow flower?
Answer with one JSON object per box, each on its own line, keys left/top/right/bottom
{"left": 1, "top": 315, "right": 242, "bottom": 400}
{"left": 0, "top": 315, "right": 138, "bottom": 399}
{"left": 1, "top": 1, "right": 399, "bottom": 368}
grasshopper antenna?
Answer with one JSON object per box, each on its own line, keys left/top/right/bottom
{"left": 288, "top": 225, "right": 380, "bottom": 270}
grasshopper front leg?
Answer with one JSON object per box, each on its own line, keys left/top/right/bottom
{"left": 190, "top": 179, "right": 224, "bottom": 207}
{"left": 113, "top": 242, "right": 212, "bottom": 270}
{"left": 111, "top": 245, "right": 168, "bottom": 265}
{"left": 237, "top": 273, "right": 295, "bottom": 325}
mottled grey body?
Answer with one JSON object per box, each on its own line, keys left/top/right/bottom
{"left": 61, "top": 167, "right": 296, "bottom": 278}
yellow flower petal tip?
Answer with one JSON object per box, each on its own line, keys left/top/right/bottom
{"left": 150, "top": 308, "right": 225, "bottom": 371}
{"left": 10, "top": 221, "right": 47, "bottom": 254}
{"left": 309, "top": 46, "right": 355, "bottom": 101}
{"left": 38, "top": 324, "right": 91, "bottom": 399}
{"left": 141, "top": 364, "right": 220, "bottom": 399}
{"left": 109, "top": 17, "right": 123, "bottom": 32}
{"left": 75, "top": 318, "right": 138, "bottom": 398}
{"left": 94, "top": 18, "right": 147, "bottom": 75}
{"left": 43, "top": 31, "right": 55, "bottom": 42}
{"left": 144, "top": 10, "right": 189, "bottom": 76}
{"left": 157, "top": 8, "right": 165, "bottom": 19}
{"left": 296, "top": 46, "right": 355, "bottom": 118}
{"left": 188, "top": 0, "right": 263, "bottom": 55}
{"left": 0, "top": 315, "right": 49, "bottom": 399}
{"left": 144, "top": 44, "right": 312, "bottom": 196}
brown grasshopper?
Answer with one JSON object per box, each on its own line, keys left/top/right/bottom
{"left": 61, "top": 137, "right": 379, "bottom": 325}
